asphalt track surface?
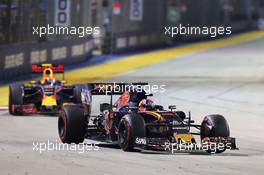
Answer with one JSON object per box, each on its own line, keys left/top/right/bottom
{"left": 1, "top": 36, "right": 264, "bottom": 175}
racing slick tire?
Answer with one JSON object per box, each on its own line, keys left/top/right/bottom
{"left": 58, "top": 105, "right": 87, "bottom": 144}
{"left": 9, "top": 84, "right": 23, "bottom": 115}
{"left": 73, "top": 84, "right": 91, "bottom": 104}
{"left": 201, "top": 114, "right": 230, "bottom": 154}
{"left": 73, "top": 84, "right": 84, "bottom": 104}
{"left": 175, "top": 111, "right": 186, "bottom": 121}
{"left": 118, "top": 114, "right": 146, "bottom": 152}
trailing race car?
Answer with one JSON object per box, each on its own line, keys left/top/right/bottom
{"left": 9, "top": 64, "right": 89, "bottom": 115}
{"left": 58, "top": 83, "right": 237, "bottom": 153}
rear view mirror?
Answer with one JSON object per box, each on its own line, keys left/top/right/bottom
{"left": 146, "top": 93, "right": 153, "bottom": 97}
{"left": 168, "top": 105, "right": 176, "bottom": 111}
{"left": 100, "top": 103, "right": 112, "bottom": 112}
{"left": 188, "top": 120, "right": 195, "bottom": 124}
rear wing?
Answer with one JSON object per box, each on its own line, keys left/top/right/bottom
{"left": 89, "top": 82, "right": 148, "bottom": 95}
{"left": 32, "top": 64, "right": 64, "bottom": 73}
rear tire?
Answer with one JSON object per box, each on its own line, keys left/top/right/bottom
{"left": 201, "top": 114, "right": 230, "bottom": 154}
{"left": 9, "top": 84, "right": 23, "bottom": 115}
{"left": 58, "top": 105, "right": 87, "bottom": 144}
{"left": 118, "top": 114, "right": 146, "bottom": 152}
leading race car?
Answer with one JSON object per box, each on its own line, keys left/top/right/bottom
{"left": 58, "top": 83, "right": 238, "bottom": 154}
{"left": 9, "top": 64, "right": 88, "bottom": 115}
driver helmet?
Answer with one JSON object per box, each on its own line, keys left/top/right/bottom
{"left": 138, "top": 99, "right": 155, "bottom": 112}
{"left": 45, "top": 77, "right": 55, "bottom": 85}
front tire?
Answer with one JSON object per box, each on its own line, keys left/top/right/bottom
{"left": 201, "top": 114, "right": 230, "bottom": 154}
{"left": 58, "top": 105, "right": 87, "bottom": 144}
{"left": 73, "top": 84, "right": 83, "bottom": 104}
{"left": 9, "top": 84, "right": 23, "bottom": 115}
{"left": 73, "top": 84, "right": 92, "bottom": 104}
{"left": 118, "top": 114, "right": 146, "bottom": 152}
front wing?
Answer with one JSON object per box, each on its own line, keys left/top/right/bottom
{"left": 133, "top": 136, "right": 238, "bottom": 153}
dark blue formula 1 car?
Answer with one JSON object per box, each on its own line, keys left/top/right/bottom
{"left": 58, "top": 83, "right": 237, "bottom": 153}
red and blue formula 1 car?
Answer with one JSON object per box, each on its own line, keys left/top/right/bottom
{"left": 9, "top": 64, "right": 89, "bottom": 115}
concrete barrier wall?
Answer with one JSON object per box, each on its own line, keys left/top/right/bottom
{"left": 113, "top": 31, "right": 165, "bottom": 53}
{"left": 0, "top": 37, "right": 94, "bottom": 81}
